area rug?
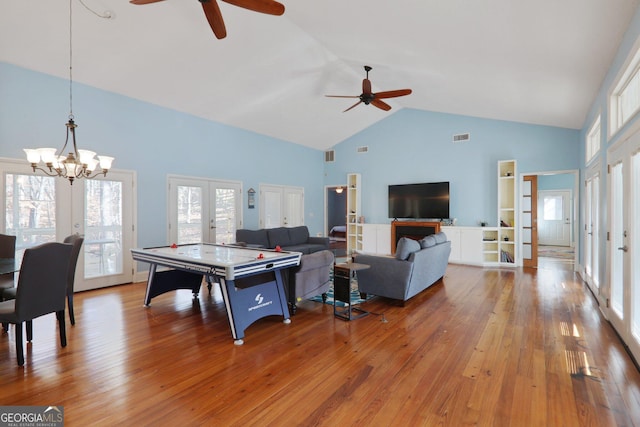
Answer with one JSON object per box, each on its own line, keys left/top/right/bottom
{"left": 538, "top": 245, "right": 574, "bottom": 260}
{"left": 309, "top": 280, "right": 373, "bottom": 307}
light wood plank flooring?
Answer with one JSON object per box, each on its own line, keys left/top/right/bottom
{"left": 1, "top": 262, "right": 640, "bottom": 426}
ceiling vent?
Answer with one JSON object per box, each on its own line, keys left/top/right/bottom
{"left": 324, "top": 150, "right": 335, "bottom": 162}
{"left": 357, "top": 146, "right": 369, "bottom": 153}
{"left": 452, "top": 133, "right": 471, "bottom": 143}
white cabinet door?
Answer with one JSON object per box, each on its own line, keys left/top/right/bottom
{"left": 460, "top": 228, "right": 484, "bottom": 265}
{"left": 361, "top": 224, "right": 392, "bottom": 255}
{"left": 376, "top": 224, "right": 391, "bottom": 255}
{"left": 442, "top": 226, "right": 461, "bottom": 263}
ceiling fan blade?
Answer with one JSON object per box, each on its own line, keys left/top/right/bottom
{"left": 374, "top": 89, "right": 413, "bottom": 99}
{"left": 202, "top": 1, "right": 227, "bottom": 39}
{"left": 325, "top": 95, "right": 360, "bottom": 99}
{"left": 130, "top": 0, "right": 166, "bottom": 4}
{"left": 221, "top": 0, "right": 285, "bottom": 15}
{"left": 343, "top": 100, "right": 363, "bottom": 112}
{"left": 371, "top": 99, "right": 392, "bottom": 111}
{"left": 362, "top": 78, "right": 372, "bottom": 95}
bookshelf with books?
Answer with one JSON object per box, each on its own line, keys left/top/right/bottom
{"left": 498, "top": 160, "right": 517, "bottom": 265}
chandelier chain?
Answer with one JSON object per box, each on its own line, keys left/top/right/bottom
{"left": 69, "top": 0, "right": 73, "bottom": 120}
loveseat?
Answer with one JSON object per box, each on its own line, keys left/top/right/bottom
{"left": 354, "top": 232, "right": 451, "bottom": 302}
{"left": 235, "top": 226, "right": 329, "bottom": 254}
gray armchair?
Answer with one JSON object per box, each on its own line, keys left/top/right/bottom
{"left": 287, "top": 250, "right": 334, "bottom": 314}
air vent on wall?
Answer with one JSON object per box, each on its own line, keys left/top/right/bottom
{"left": 324, "top": 150, "right": 335, "bottom": 162}
{"left": 357, "top": 146, "right": 369, "bottom": 153}
{"left": 452, "top": 133, "right": 471, "bottom": 143}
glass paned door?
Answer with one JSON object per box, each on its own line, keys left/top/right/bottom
{"left": 4, "top": 174, "right": 58, "bottom": 259}
{"left": 177, "top": 185, "right": 203, "bottom": 244}
{"left": 2, "top": 161, "right": 134, "bottom": 292}
{"left": 168, "top": 176, "right": 242, "bottom": 245}
{"left": 84, "top": 179, "right": 123, "bottom": 278}
{"left": 211, "top": 185, "right": 240, "bottom": 244}
{"left": 607, "top": 132, "right": 640, "bottom": 362}
{"left": 522, "top": 175, "right": 537, "bottom": 268}
{"left": 584, "top": 172, "right": 600, "bottom": 292}
{"left": 73, "top": 171, "right": 134, "bottom": 291}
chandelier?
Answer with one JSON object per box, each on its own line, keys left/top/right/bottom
{"left": 24, "top": 0, "right": 114, "bottom": 185}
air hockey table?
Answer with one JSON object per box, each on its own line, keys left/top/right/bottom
{"left": 131, "top": 243, "right": 302, "bottom": 345}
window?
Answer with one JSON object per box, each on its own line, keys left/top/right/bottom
{"left": 610, "top": 40, "right": 640, "bottom": 135}
{"left": 543, "top": 195, "right": 563, "bottom": 221}
{"left": 586, "top": 115, "right": 601, "bottom": 164}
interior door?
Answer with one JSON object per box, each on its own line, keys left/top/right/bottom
{"left": 538, "top": 190, "right": 571, "bottom": 246}
{"left": 606, "top": 133, "right": 640, "bottom": 362}
{"left": 522, "top": 175, "right": 538, "bottom": 268}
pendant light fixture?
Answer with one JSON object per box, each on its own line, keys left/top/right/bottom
{"left": 24, "top": 0, "right": 114, "bottom": 185}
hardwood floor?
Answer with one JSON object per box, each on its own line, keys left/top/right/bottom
{"left": 2, "top": 262, "right": 640, "bottom": 426}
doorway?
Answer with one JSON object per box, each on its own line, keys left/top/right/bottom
{"left": 520, "top": 170, "right": 579, "bottom": 270}
{"left": 325, "top": 185, "right": 347, "bottom": 257}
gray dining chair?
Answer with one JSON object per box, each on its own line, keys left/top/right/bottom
{"left": 3, "top": 234, "right": 84, "bottom": 326}
{"left": 0, "top": 242, "right": 72, "bottom": 366}
{"left": 63, "top": 233, "right": 84, "bottom": 325}
{"left": 0, "top": 234, "right": 17, "bottom": 298}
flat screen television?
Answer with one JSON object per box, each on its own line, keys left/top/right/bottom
{"left": 388, "top": 181, "right": 450, "bottom": 219}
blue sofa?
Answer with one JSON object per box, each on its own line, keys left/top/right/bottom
{"left": 235, "top": 226, "right": 329, "bottom": 254}
{"left": 354, "top": 232, "right": 451, "bottom": 302}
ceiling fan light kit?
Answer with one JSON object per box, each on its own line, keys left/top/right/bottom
{"left": 326, "top": 65, "right": 412, "bottom": 112}
{"left": 130, "top": 0, "right": 286, "bottom": 40}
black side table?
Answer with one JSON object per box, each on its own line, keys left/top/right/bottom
{"left": 333, "top": 262, "right": 370, "bottom": 321}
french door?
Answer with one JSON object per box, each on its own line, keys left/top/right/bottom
{"left": 168, "top": 176, "right": 242, "bottom": 245}
{"left": 71, "top": 171, "right": 135, "bottom": 291}
{"left": 259, "top": 184, "right": 304, "bottom": 228}
{"left": 2, "top": 159, "right": 135, "bottom": 291}
{"left": 584, "top": 167, "right": 600, "bottom": 295}
{"left": 606, "top": 132, "right": 640, "bottom": 361}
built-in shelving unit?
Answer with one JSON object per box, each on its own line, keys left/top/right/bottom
{"left": 346, "top": 173, "right": 362, "bottom": 255}
{"left": 482, "top": 228, "right": 499, "bottom": 264}
{"left": 498, "top": 160, "right": 517, "bottom": 265}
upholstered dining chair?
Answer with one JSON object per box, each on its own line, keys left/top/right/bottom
{"left": 0, "top": 234, "right": 17, "bottom": 299}
{"left": 63, "top": 233, "right": 84, "bottom": 325}
{"left": 0, "top": 242, "right": 72, "bottom": 366}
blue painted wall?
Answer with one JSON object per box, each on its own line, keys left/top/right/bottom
{"left": 325, "top": 109, "right": 579, "bottom": 226}
{"left": 0, "top": 63, "right": 325, "bottom": 248}
{"left": 538, "top": 173, "right": 575, "bottom": 191}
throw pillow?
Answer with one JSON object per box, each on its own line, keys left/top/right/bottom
{"left": 420, "top": 235, "right": 437, "bottom": 248}
{"left": 434, "top": 232, "right": 447, "bottom": 244}
{"left": 395, "top": 237, "right": 420, "bottom": 260}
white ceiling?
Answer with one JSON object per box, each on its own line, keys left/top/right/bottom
{"left": 1, "top": 0, "right": 637, "bottom": 151}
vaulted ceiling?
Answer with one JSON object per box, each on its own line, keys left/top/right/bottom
{"left": 1, "top": 0, "right": 637, "bottom": 150}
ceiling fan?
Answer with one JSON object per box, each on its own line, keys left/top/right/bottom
{"left": 326, "top": 66, "right": 412, "bottom": 112}
{"left": 129, "top": 0, "right": 285, "bottom": 40}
